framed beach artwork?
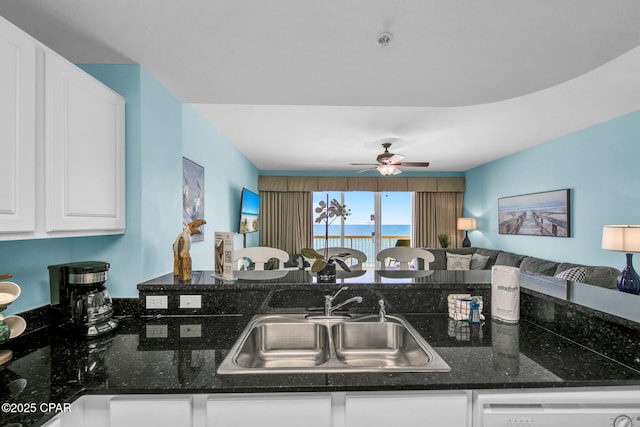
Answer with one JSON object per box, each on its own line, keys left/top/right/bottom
{"left": 498, "top": 189, "right": 570, "bottom": 237}
{"left": 182, "top": 157, "right": 205, "bottom": 242}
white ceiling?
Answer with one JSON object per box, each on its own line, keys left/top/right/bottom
{"left": 2, "top": 1, "right": 640, "bottom": 172}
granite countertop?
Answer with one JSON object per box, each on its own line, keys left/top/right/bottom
{"left": 3, "top": 270, "right": 640, "bottom": 426}
{"left": 138, "top": 269, "right": 494, "bottom": 289}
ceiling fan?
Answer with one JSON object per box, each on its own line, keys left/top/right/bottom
{"left": 350, "top": 142, "right": 430, "bottom": 176}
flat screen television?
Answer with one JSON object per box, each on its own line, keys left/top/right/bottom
{"left": 239, "top": 188, "right": 260, "bottom": 233}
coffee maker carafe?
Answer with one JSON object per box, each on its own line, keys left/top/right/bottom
{"left": 48, "top": 261, "right": 119, "bottom": 338}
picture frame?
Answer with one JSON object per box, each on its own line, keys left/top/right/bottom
{"left": 498, "top": 189, "right": 570, "bottom": 237}
{"left": 182, "top": 157, "right": 205, "bottom": 242}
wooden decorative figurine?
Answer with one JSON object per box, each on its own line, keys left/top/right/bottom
{"left": 173, "top": 219, "right": 206, "bottom": 281}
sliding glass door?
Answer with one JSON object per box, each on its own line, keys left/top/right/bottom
{"left": 381, "top": 191, "right": 412, "bottom": 249}
{"left": 343, "top": 192, "right": 375, "bottom": 265}
{"left": 313, "top": 191, "right": 411, "bottom": 268}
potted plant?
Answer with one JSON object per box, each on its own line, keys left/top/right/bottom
{"left": 438, "top": 234, "right": 450, "bottom": 249}
{"left": 301, "top": 195, "right": 352, "bottom": 282}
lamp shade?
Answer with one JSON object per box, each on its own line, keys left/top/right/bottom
{"left": 602, "top": 225, "right": 640, "bottom": 252}
{"left": 457, "top": 218, "right": 477, "bottom": 231}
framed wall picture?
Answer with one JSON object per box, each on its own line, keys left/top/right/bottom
{"left": 182, "top": 157, "right": 205, "bottom": 242}
{"left": 498, "top": 189, "right": 570, "bottom": 237}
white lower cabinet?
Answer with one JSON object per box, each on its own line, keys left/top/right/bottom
{"left": 41, "top": 391, "right": 470, "bottom": 427}
{"left": 344, "top": 390, "right": 471, "bottom": 427}
{"left": 109, "top": 396, "right": 193, "bottom": 427}
{"left": 41, "top": 395, "right": 194, "bottom": 427}
{"left": 40, "top": 397, "right": 85, "bottom": 427}
{"left": 207, "top": 393, "right": 333, "bottom": 427}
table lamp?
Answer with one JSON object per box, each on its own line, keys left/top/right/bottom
{"left": 602, "top": 225, "right": 640, "bottom": 295}
{"left": 457, "top": 218, "right": 477, "bottom": 248}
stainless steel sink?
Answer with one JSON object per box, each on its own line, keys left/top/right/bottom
{"left": 218, "top": 313, "right": 450, "bottom": 374}
{"left": 332, "top": 320, "right": 430, "bottom": 368}
{"left": 234, "top": 320, "right": 330, "bottom": 368}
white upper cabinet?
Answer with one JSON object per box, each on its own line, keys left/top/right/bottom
{"left": 44, "top": 50, "right": 125, "bottom": 233}
{"left": 0, "top": 16, "right": 36, "bottom": 234}
{"left": 0, "top": 16, "right": 125, "bottom": 240}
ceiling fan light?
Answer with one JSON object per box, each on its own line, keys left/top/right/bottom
{"left": 377, "top": 164, "right": 397, "bottom": 176}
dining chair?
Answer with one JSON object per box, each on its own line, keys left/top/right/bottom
{"left": 387, "top": 238, "right": 411, "bottom": 266}
{"left": 317, "top": 247, "right": 368, "bottom": 270}
{"left": 233, "top": 247, "right": 290, "bottom": 270}
{"left": 376, "top": 247, "right": 435, "bottom": 270}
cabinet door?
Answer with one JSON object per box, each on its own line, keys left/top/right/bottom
{"left": 0, "top": 16, "right": 36, "bottom": 234}
{"left": 207, "top": 393, "right": 332, "bottom": 427}
{"left": 44, "top": 50, "right": 125, "bottom": 234}
{"left": 345, "top": 391, "right": 470, "bottom": 427}
{"left": 110, "top": 396, "right": 192, "bottom": 427}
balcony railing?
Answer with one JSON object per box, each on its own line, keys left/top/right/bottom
{"left": 313, "top": 235, "right": 410, "bottom": 269}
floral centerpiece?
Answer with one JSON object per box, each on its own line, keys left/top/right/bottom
{"left": 301, "top": 195, "right": 352, "bottom": 279}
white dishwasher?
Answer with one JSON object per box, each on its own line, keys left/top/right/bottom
{"left": 473, "top": 387, "right": 640, "bottom": 427}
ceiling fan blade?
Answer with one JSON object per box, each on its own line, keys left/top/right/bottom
{"left": 394, "top": 161, "right": 430, "bottom": 167}
{"left": 388, "top": 154, "right": 405, "bottom": 163}
{"left": 352, "top": 143, "right": 429, "bottom": 171}
{"left": 356, "top": 169, "right": 374, "bottom": 174}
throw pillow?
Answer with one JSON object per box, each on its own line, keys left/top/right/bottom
{"left": 446, "top": 253, "right": 472, "bottom": 270}
{"left": 470, "top": 253, "right": 490, "bottom": 270}
{"left": 554, "top": 266, "right": 587, "bottom": 282}
{"left": 495, "top": 252, "right": 525, "bottom": 267}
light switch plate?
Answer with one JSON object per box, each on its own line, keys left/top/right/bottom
{"left": 146, "top": 295, "right": 168, "bottom": 309}
{"left": 179, "top": 294, "right": 202, "bottom": 309}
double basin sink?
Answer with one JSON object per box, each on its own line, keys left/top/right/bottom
{"left": 217, "top": 312, "right": 451, "bottom": 374}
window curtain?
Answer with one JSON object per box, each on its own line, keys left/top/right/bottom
{"left": 260, "top": 191, "right": 312, "bottom": 255}
{"left": 413, "top": 192, "right": 464, "bottom": 249}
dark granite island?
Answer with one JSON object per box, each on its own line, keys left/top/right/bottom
{"left": 1, "top": 270, "right": 639, "bottom": 426}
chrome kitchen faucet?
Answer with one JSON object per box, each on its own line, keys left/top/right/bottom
{"left": 324, "top": 286, "right": 362, "bottom": 317}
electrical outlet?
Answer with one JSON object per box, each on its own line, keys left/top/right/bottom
{"left": 180, "top": 324, "right": 202, "bottom": 338}
{"left": 146, "top": 295, "right": 168, "bottom": 309}
{"left": 145, "top": 324, "right": 168, "bottom": 338}
{"left": 179, "top": 294, "right": 202, "bottom": 309}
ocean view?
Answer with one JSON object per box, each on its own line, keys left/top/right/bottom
{"left": 313, "top": 224, "right": 410, "bottom": 236}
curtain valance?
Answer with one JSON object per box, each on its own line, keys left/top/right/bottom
{"left": 258, "top": 176, "right": 465, "bottom": 192}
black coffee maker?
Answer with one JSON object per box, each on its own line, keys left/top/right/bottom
{"left": 48, "top": 261, "right": 119, "bottom": 338}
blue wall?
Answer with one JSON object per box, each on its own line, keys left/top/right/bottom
{"left": 182, "top": 105, "right": 259, "bottom": 268}
{"left": 0, "top": 65, "right": 258, "bottom": 314}
{"left": 464, "top": 109, "right": 640, "bottom": 269}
